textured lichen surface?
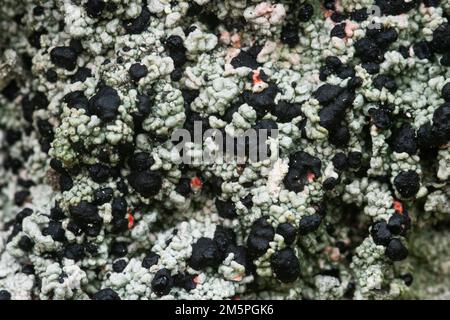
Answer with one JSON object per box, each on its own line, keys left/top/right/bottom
{"left": 0, "top": 0, "right": 449, "bottom": 300}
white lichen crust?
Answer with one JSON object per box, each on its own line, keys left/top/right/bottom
{"left": 0, "top": 0, "right": 449, "bottom": 300}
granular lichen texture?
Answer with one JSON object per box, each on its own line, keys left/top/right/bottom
{"left": 0, "top": 0, "right": 449, "bottom": 300}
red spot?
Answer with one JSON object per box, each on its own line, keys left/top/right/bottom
{"left": 232, "top": 274, "right": 243, "bottom": 282}
{"left": 232, "top": 296, "right": 241, "bottom": 300}
{"left": 190, "top": 176, "right": 202, "bottom": 191}
{"left": 193, "top": 275, "right": 201, "bottom": 284}
{"left": 307, "top": 171, "right": 315, "bottom": 182}
{"left": 252, "top": 71, "right": 263, "bottom": 85}
{"left": 393, "top": 200, "right": 404, "bottom": 214}
{"left": 321, "top": 7, "right": 333, "bottom": 18}
{"left": 127, "top": 211, "right": 134, "bottom": 229}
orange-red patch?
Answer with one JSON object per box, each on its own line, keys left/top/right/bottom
{"left": 190, "top": 176, "right": 202, "bottom": 190}
{"left": 127, "top": 211, "right": 134, "bottom": 229}
{"left": 393, "top": 200, "right": 404, "bottom": 214}
{"left": 193, "top": 275, "right": 201, "bottom": 284}
{"left": 232, "top": 274, "right": 243, "bottom": 282}
{"left": 252, "top": 71, "right": 263, "bottom": 85}
{"left": 323, "top": 10, "right": 332, "bottom": 18}
{"left": 307, "top": 171, "right": 316, "bottom": 182}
